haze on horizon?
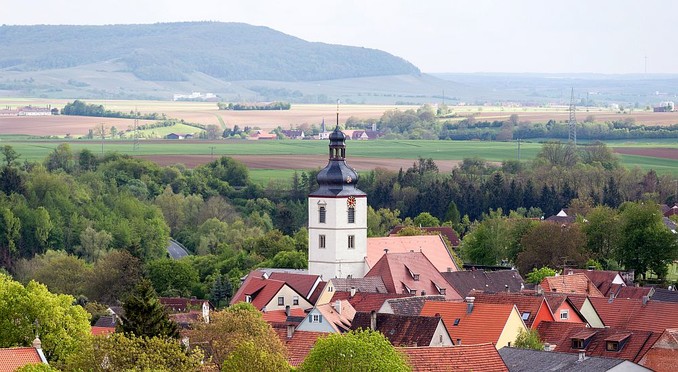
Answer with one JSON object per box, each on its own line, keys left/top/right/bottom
{"left": 2, "top": 0, "right": 676, "bottom": 75}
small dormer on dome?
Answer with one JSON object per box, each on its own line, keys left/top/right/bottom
{"left": 310, "top": 125, "right": 365, "bottom": 197}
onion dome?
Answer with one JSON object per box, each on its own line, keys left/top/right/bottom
{"left": 310, "top": 126, "right": 366, "bottom": 197}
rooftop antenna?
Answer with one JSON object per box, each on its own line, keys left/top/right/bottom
{"left": 336, "top": 99, "right": 340, "bottom": 129}
{"left": 568, "top": 88, "right": 577, "bottom": 147}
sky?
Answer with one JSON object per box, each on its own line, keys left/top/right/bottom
{"left": 2, "top": 0, "right": 676, "bottom": 74}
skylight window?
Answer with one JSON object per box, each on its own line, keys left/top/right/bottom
{"left": 521, "top": 312, "right": 531, "bottom": 321}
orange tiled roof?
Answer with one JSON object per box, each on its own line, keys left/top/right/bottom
{"left": 262, "top": 308, "right": 306, "bottom": 325}
{"left": 330, "top": 291, "right": 409, "bottom": 312}
{"left": 367, "top": 235, "right": 459, "bottom": 272}
{"left": 588, "top": 298, "right": 678, "bottom": 333}
{"left": 0, "top": 347, "right": 43, "bottom": 372}
{"left": 229, "top": 275, "right": 287, "bottom": 310}
{"left": 283, "top": 331, "right": 326, "bottom": 367}
{"left": 316, "top": 300, "right": 357, "bottom": 333}
{"left": 470, "top": 291, "right": 553, "bottom": 329}
{"left": 540, "top": 273, "right": 604, "bottom": 297}
{"left": 91, "top": 326, "right": 115, "bottom": 336}
{"left": 365, "top": 252, "right": 462, "bottom": 300}
{"left": 400, "top": 344, "right": 508, "bottom": 372}
{"left": 420, "top": 301, "right": 516, "bottom": 345}
{"left": 567, "top": 269, "right": 626, "bottom": 296}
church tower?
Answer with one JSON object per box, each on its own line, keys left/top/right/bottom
{"left": 308, "top": 125, "right": 367, "bottom": 280}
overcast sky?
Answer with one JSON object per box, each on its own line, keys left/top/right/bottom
{"left": 2, "top": 0, "right": 676, "bottom": 74}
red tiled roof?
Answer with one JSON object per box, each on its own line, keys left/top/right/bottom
{"left": 315, "top": 301, "right": 356, "bottom": 333}
{"left": 350, "top": 312, "right": 445, "bottom": 347}
{"left": 400, "top": 344, "right": 508, "bottom": 372}
{"left": 330, "top": 291, "right": 408, "bottom": 312}
{"left": 536, "top": 321, "right": 587, "bottom": 346}
{"left": 91, "top": 326, "right": 115, "bottom": 336}
{"left": 540, "top": 274, "right": 604, "bottom": 297}
{"left": 367, "top": 236, "right": 460, "bottom": 272}
{"left": 365, "top": 252, "right": 462, "bottom": 300}
{"left": 551, "top": 325, "right": 656, "bottom": 363}
{"left": 567, "top": 269, "right": 625, "bottom": 296}
{"left": 441, "top": 270, "right": 524, "bottom": 298}
{"left": 639, "top": 328, "right": 678, "bottom": 372}
{"left": 281, "top": 331, "right": 326, "bottom": 367}
{"left": 0, "top": 347, "right": 43, "bottom": 372}
{"left": 269, "top": 272, "right": 321, "bottom": 298}
{"left": 230, "top": 276, "right": 287, "bottom": 310}
{"left": 262, "top": 308, "right": 306, "bottom": 325}
{"left": 308, "top": 281, "right": 325, "bottom": 304}
{"left": 470, "top": 291, "right": 552, "bottom": 329}
{"left": 616, "top": 286, "right": 653, "bottom": 300}
{"left": 587, "top": 297, "right": 644, "bottom": 329}
{"left": 388, "top": 226, "right": 461, "bottom": 246}
{"left": 420, "top": 301, "right": 517, "bottom": 345}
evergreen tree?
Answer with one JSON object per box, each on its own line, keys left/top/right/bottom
{"left": 603, "top": 177, "right": 622, "bottom": 208}
{"left": 118, "top": 279, "right": 179, "bottom": 339}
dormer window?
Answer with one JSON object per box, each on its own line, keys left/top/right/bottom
{"left": 604, "top": 333, "right": 630, "bottom": 352}
{"left": 348, "top": 207, "right": 355, "bottom": 223}
{"left": 572, "top": 338, "right": 584, "bottom": 349}
{"left": 432, "top": 281, "right": 446, "bottom": 295}
{"left": 606, "top": 341, "right": 619, "bottom": 352}
{"left": 245, "top": 295, "right": 252, "bottom": 303}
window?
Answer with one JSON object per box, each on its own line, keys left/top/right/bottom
{"left": 348, "top": 235, "right": 355, "bottom": 249}
{"left": 278, "top": 297, "right": 284, "bottom": 306}
{"left": 319, "top": 235, "right": 326, "bottom": 249}
{"left": 453, "top": 318, "right": 460, "bottom": 326}
{"left": 311, "top": 314, "right": 323, "bottom": 323}
{"left": 521, "top": 312, "right": 531, "bottom": 321}
{"left": 571, "top": 338, "right": 584, "bottom": 349}
{"left": 560, "top": 310, "right": 569, "bottom": 320}
{"left": 348, "top": 207, "right": 355, "bottom": 223}
{"left": 328, "top": 286, "right": 333, "bottom": 292}
{"left": 293, "top": 296, "right": 299, "bottom": 306}
{"left": 606, "top": 341, "right": 619, "bottom": 352}
{"left": 245, "top": 295, "right": 252, "bottom": 303}
{"left": 413, "top": 274, "right": 420, "bottom": 281}
{"left": 319, "top": 207, "right": 326, "bottom": 223}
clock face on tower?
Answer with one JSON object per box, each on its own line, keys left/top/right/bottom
{"left": 347, "top": 196, "right": 356, "bottom": 208}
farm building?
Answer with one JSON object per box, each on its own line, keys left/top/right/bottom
{"left": 653, "top": 101, "right": 675, "bottom": 112}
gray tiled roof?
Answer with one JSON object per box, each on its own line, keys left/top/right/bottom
{"left": 441, "top": 270, "right": 524, "bottom": 297}
{"left": 498, "top": 348, "right": 642, "bottom": 372}
{"left": 331, "top": 277, "right": 387, "bottom": 293}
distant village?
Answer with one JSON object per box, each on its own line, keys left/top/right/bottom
{"left": 0, "top": 105, "right": 54, "bottom": 116}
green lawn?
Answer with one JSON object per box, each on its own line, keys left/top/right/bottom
{"left": 2, "top": 139, "right": 676, "bottom": 176}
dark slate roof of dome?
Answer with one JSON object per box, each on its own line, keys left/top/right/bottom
{"left": 310, "top": 126, "right": 365, "bottom": 197}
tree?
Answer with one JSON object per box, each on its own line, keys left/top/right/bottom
{"left": 146, "top": 258, "right": 199, "bottom": 297}
{"left": 118, "top": 279, "right": 179, "bottom": 339}
{"left": 192, "top": 302, "right": 288, "bottom": 370}
{"left": 299, "top": 329, "right": 410, "bottom": 372}
{"left": 1, "top": 145, "right": 20, "bottom": 167}
{"left": 514, "top": 328, "right": 543, "bottom": 350}
{"left": 582, "top": 206, "right": 620, "bottom": 267}
{"left": 86, "top": 250, "right": 143, "bottom": 305}
{"left": 65, "top": 333, "right": 202, "bottom": 371}
{"left": 44, "top": 144, "right": 75, "bottom": 173}
{"left": 460, "top": 210, "right": 512, "bottom": 266}
{"left": 0, "top": 274, "right": 90, "bottom": 364}
{"left": 413, "top": 212, "right": 440, "bottom": 227}
{"left": 0, "top": 207, "right": 21, "bottom": 269}
{"left": 525, "top": 266, "right": 558, "bottom": 285}
{"left": 617, "top": 202, "right": 678, "bottom": 280}
{"left": 516, "top": 223, "right": 588, "bottom": 276}
{"left": 367, "top": 207, "right": 401, "bottom": 237}
{"left": 536, "top": 141, "right": 578, "bottom": 167}
{"left": 444, "top": 201, "right": 461, "bottom": 226}
{"left": 18, "top": 250, "right": 92, "bottom": 296}
{"left": 76, "top": 226, "right": 113, "bottom": 262}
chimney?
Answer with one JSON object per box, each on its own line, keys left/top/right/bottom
{"left": 32, "top": 337, "right": 42, "bottom": 350}
{"left": 285, "top": 305, "right": 290, "bottom": 317}
{"left": 466, "top": 296, "right": 475, "bottom": 313}
{"left": 350, "top": 286, "right": 356, "bottom": 298}
{"left": 642, "top": 295, "right": 650, "bottom": 305}
{"left": 286, "top": 324, "right": 295, "bottom": 339}
{"left": 536, "top": 285, "right": 543, "bottom": 295}
{"left": 334, "top": 300, "right": 342, "bottom": 314}
{"left": 370, "top": 311, "right": 377, "bottom": 331}
{"left": 456, "top": 338, "right": 462, "bottom": 346}
{"left": 447, "top": 267, "right": 452, "bottom": 272}
{"left": 505, "top": 284, "right": 509, "bottom": 293}
{"left": 384, "top": 248, "right": 389, "bottom": 254}
{"left": 577, "top": 350, "right": 587, "bottom": 362}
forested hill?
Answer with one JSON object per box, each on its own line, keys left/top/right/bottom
{"left": 0, "top": 22, "right": 420, "bottom": 81}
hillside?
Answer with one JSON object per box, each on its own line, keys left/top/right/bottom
{"left": 0, "top": 22, "right": 419, "bottom": 82}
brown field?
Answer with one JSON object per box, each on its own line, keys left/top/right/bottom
{"left": 468, "top": 110, "right": 678, "bottom": 125}
{"left": 136, "top": 154, "right": 466, "bottom": 172}
{"left": 0, "top": 115, "right": 154, "bottom": 136}
{"left": 613, "top": 147, "right": 678, "bottom": 160}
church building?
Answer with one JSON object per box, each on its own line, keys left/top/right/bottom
{"left": 308, "top": 126, "right": 367, "bottom": 280}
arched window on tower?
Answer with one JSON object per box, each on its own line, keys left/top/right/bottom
{"left": 348, "top": 207, "right": 355, "bottom": 224}
{"left": 319, "top": 206, "right": 326, "bottom": 223}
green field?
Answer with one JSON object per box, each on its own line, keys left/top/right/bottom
{"left": 1, "top": 139, "right": 676, "bottom": 178}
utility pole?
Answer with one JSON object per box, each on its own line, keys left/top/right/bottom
{"left": 209, "top": 146, "right": 216, "bottom": 159}
{"left": 568, "top": 88, "right": 577, "bottom": 148}
{"left": 100, "top": 123, "right": 105, "bottom": 155}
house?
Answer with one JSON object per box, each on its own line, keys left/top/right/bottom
{"left": 91, "top": 326, "right": 115, "bottom": 336}
{"left": 470, "top": 292, "right": 555, "bottom": 329}
{"left": 540, "top": 273, "right": 605, "bottom": 297}
{"left": 17, "top": 106, "right": 51, "bottom": 116}
{"left": 0, "top": 338, "right": 49, "bottom": 372}
{"left": 637, "top": 328, "right": 678, "bottom": 372}
{"left": 159, "top": 297, "right": 214, "bottom": 313}
{"left": 248, "top": 130, "right": 276, "bottom": 140}
{"left": 350, "top": 312, "right": 452, "bottom": 347}
{"left": 400, "top": 343, "right": 508, "bottom": 371}
{"left": 166, "top": 133, "right": 182, "bottom": 139}
{"left": 586, "top": 297, "right": 678, "bottom": 332}
{"left": 388, "top": 225, "right": 460, "bottom": 247}
{"left": 566, "top": 269, "right": 628, "bottom": 297}
{"left": 499, "top": 347, "right": 651, "bottom": 372}
{"left": 280, "top": 129, "right": 305, "bottom": 139}
{"left": 537, "top": 321, "right": 658, "bottom": 364}
{"left": 229, "top": 274, "right": 313, "bottom": 311}
{"left": 378, "top": 295, "right": 446, "bottom": 316}
{"left": 544, "top": 209, "right": 576, "bottom": 225}
{"left": 367, "top": 235, "right": 461, "bottom": 273}
{"left": 0, "top": 109, "right": 19, "bottom": 116}
{"left": 441, "top": 269, "right": 524, "bottom": 297}
{"left": 541, "top": 293, "right": 588, "bottom": 324}
{"left": 315, "top": 276, "right": 388, "bottom": 305}
{"left": 420, "top": 298, "right": 527, "bottom": 348}
{"left": 296, "top": 300, "right": 356, "bottom": 333}
{"left": 364, "top": 251, "right": 462, "bottom": 300}
{"left": 267, "top": 272, "right": 323, "bottom": 304}
{"left": 330, "top": 291, "right": 409, "bottom": 312}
